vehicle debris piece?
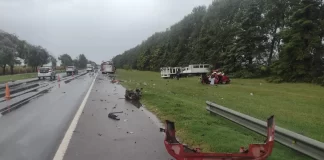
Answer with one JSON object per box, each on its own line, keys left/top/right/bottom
{"left": 111, "top": 78, "right": 120, "bottom": 84}
{"left": 162, "top": 116, "right": 275, "bottom": 160}
{"left": 108, "top": 111, "right": 123, "bottom": 120}
{"left": 159, "top": 128, "right": 166, "bottom": 132}
{"left": 125, "top": 88, "right": 143, "bottom": 101}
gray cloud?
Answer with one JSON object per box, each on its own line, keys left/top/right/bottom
{"left": 0, "top": 0, "right": 212, "bottom": 64}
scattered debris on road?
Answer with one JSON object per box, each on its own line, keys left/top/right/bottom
{"left": 159, "top": 128, "right": 165, "bottom": 132}
{"left": 108, "top": 111, "right": 123, "bottom": 120}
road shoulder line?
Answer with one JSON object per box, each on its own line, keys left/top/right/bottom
{"left": 52, "top": 73, "right": 97, "bottom": 160}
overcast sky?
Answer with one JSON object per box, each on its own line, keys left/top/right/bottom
{"left": 0, "top": 0, "right": 212, "bottom": 64}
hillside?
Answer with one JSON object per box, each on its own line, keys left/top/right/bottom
{"left": 113, "top": 0, "right": 324, "bottom": 84}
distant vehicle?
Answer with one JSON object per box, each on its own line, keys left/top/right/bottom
{"left": 160, "top": 64, "right": 210, "bottom": 79}
{"left": 86, "top": 64, "right": 94, "bottom": 72}
{"left": 38, "top": 66, "right": 56, "bottom": 80}
{"left": 101, "top": 61, "right": 115, "bottom": 74}
{"left": 66, "top": 66, "right": 78, "bottom": 76}
{"left": 181, "top": 64, "right": 210, "bottom": 76}
{"left": 160, "top": 67, "right": 182, "bottom": 78}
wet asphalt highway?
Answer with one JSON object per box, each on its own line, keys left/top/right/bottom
{"left": 62, "top": 74, "right": 172, "bottom": 160}
{"left": 0, "top": 73, "right": 173, "bottom": 160}
{"left": 0, "top": 73, "right": 93, "bottom": 160}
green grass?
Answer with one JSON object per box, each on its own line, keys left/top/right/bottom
{"left": 116, "top": 69, "right": 323, "bottom": 160}
{"left": 0, "top": 70, "right": 66, "bottom": 84}
{"left": 0, "top": 73, "right": 37, "bottom": 84}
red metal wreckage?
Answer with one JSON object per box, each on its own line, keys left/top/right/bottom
{"left": 162, "top": 116, "right": 275, "bottom": 160}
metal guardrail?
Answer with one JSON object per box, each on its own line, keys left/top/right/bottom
{"left": 206, "top": 101, "right": 324, "bottom": 160}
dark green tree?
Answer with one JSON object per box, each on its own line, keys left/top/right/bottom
{"left": 112, "top": 0, "right": 324, "bottom": 84}
{"left": 272, "top": 0, "right": 322, "bottom": 82}
{"left": 58, "top": 54, "right": 73, "bottom": 67}
{"left": 49, "top": 54, "right": 57, "bottom": 68}
{"left": 25, "top": 46, "right": 50, "bottom": 71}
{"left": 78, "top": 54, "right": 88, "bottom": 68}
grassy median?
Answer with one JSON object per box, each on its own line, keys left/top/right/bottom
{"left": 0, "top": 73, "right": 37, "bottom": 84}
{"left": 116, "top": 69, "right": 323, "bottom": 160}
{"left": 0, "top": 70, "right": 66, "bottom": 84}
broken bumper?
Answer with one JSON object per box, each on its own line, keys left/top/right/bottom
{"left": 163, "top": 116, "right": 275, "bottom": 160}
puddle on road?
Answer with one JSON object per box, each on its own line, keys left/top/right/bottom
{"left": 64, "top": 80, "right": 72, "bottom": 84}
{"left": 1, "top": 97, "right": 33, "bottom": 114}
{"left": 140, "top": 103, "right": 164, "bottom": 128}
{"left": 0, "top": 86, "right": 53, "bottom": 115}
{"left": 0, "top": 84, "right": 48, "bottom": 103}
{"left": 124, "top": 99, "right": 164, "bottom": 128}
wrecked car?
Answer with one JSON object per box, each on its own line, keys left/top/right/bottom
{"left": 125, "top": 88, "right": 143, "bottom": 101}
{"left": 162, "top": 116, "right": 275, "bottom": 160}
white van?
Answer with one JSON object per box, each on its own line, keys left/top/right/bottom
{"left": 38, "top": 66, "right": 56, "bottom": 80}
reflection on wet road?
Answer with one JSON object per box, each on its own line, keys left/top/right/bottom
{"left": 0, "top": 73, "right": 171, "bottom": 160}
{"left": 0, "top": 72, "right": 93, "bottom": 160}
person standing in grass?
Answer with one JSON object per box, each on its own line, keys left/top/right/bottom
{"left": 209, "top": 74, "right": 215, "bottom": 85}
{"left": 176, "top": 70, "right": 180, "bottom": 80}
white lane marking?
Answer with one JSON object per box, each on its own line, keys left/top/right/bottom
{"left": 53, "top": 74, "right": 97, "bottom": 160}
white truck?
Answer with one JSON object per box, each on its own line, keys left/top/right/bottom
{"left": 160, "top": 64, "right": 210, "bottom": 78}
{"left": 101, "top": 61, "right": 115, "bottom": 74}
{"left": 181, "top": 64, "right": 210, "bottom": 75}
{"left": 86, "top": 64, "right": 94, "bottom": 72}
{"left": 66, "top": 66, "right": 78, "bottom": 76}
{"left": 160, "top": 67, "right": 182, "bottom": 78}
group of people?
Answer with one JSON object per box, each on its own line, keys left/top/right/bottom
{"left": 201, "top": 69, "right": 225, "bottom": 85}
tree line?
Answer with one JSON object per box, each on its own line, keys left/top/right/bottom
{"left": 0, "top": 30, "right": 94, "bottom": 75}
{"left": 113, "top": 0, "right": 324, "bottom": 85}
{"left": 0, "top": 30, "right": 56, "bottom": 74}
{"left": 58, "top": 53, "right": 95, "bottom": 69}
